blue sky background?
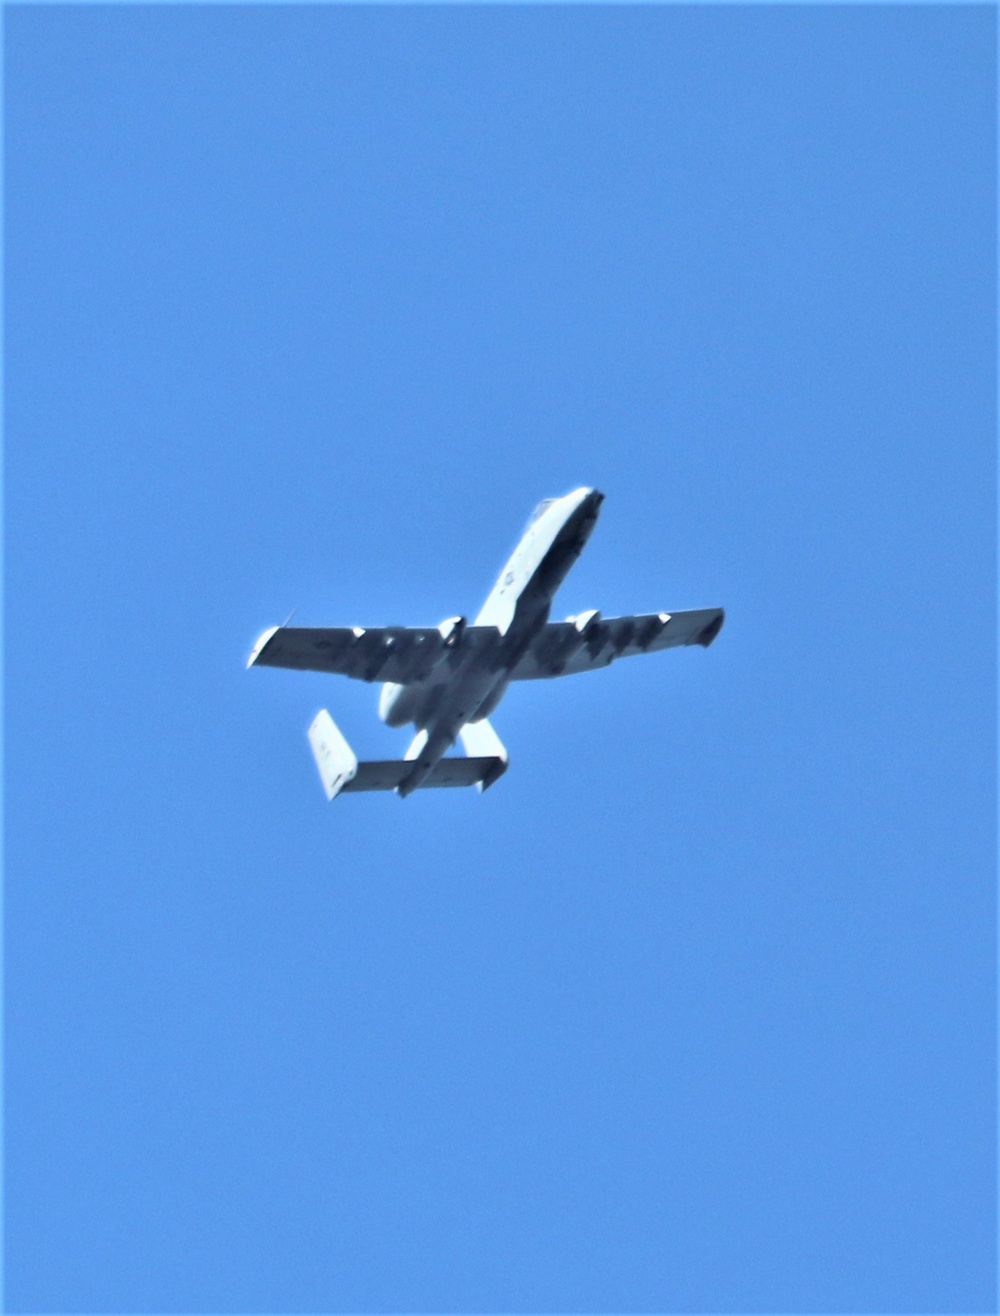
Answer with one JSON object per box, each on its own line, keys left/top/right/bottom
{"left": 4, "top": 5, "right": 995, "bottom": 1312}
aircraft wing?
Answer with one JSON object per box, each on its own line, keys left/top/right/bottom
{"left": 509, "top": 607, "right": 725, "bottom": 680}
{"left": 247, "top": 623, "right": 497, "bottom": 684}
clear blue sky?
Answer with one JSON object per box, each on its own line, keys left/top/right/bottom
{"left": 5, "top": 5, "right": 995, "bottom": 1312}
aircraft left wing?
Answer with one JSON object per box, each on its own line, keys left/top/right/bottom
{"left": 247, "top": 623, "right": 497, "bottom": 684}
{"left": 509, "top": 607, "right": 725, "bottom": 680}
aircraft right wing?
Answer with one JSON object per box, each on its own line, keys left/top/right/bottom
{"left": 509, "top": 607, "right": 724, "bottom": 680}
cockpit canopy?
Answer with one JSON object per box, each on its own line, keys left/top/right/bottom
{"left": 524, "top": 498, "right": 555, "bottom": 533}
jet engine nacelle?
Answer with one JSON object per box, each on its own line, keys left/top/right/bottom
{"left": 378, "top": 680, "right": 408, "bottom": 726}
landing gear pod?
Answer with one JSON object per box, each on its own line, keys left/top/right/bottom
{"left": 437, "top": 615, "right": 466, "bottom": 646}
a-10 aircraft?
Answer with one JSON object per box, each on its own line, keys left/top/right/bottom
{"left": 248, "top": 487, "right": 724, "bottom": 800}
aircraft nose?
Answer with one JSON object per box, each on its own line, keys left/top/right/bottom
{"left": 567, "top": 486, "right": 604, "bottom": 509}
{"left": 575, "top": 488, "right": 604, "bottom": 517}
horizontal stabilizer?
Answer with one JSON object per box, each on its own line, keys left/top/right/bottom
{"left": 344, "top": 756, "right": 503, "bottom": 793}
{"left": 306, "top": 709, "right": 503, "bottom": 799}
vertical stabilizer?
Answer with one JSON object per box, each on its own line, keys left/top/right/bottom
{"left": 459, "top": 718, "right": 509, "bottom": 792}
{"left": 308, "top": 710, "right": 359, "bottom": 800}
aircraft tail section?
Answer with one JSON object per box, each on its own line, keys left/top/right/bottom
{"left": 307, "top": 710, "right": 506, "bottom": 800}
{"left": 307, "top": 710, "right": 359, "bottom": 801}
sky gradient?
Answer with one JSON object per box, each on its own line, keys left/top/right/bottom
{"left": 4, "top": 5, "right": 996, "bottom": 1311}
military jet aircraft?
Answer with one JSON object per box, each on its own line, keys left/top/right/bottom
{"left": 248, "top": 487, "right": 724, "bottom": 799}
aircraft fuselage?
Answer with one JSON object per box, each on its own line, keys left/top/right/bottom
{"left": 379, "top": 486, "right": 604, "bottom": 795}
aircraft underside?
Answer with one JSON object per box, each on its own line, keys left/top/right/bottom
{"left": 248, "top": 487, "right": 724, "bottom": 799}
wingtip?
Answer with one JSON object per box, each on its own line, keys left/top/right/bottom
{"left": 696, "top": 610, "right": 725, "bottom": 648}
{"left": 247, "top": 625, "right": 281, "bottom": 669}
